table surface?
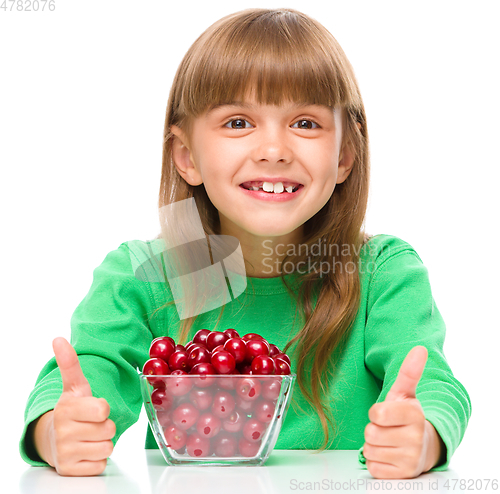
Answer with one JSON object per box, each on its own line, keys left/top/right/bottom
{"left": 16, "top": 448, "right": 498, "bottom": 494}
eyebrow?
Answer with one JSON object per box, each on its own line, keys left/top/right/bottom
{"left": 206, "top": 101, "right": 333, "bottom": 115}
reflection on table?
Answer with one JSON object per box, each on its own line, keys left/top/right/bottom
{"left": 19, "top": 450, "right": 462, "bottom": 494}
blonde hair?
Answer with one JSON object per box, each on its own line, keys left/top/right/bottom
{"left": 156, "top": 8, "right": 370, "bottom": 449}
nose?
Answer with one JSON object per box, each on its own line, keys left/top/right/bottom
{"left": 252, "top": 126, "right": 293, "bottom": 164}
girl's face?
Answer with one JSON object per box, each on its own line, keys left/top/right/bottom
{"left": 171, "top": 96, "right": 355, "bottom": 244}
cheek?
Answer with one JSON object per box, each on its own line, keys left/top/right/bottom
{"left": 196, "top": 140, "right": 240, "bottom": 178}
{"left": 317, "top": 155, "right": 340, "bottom": 183}
{"left": 302, "top": 140, "right": 338, "bottom": 169}
{"left": 217, "top": 141, "right": 245, "bottom": 162}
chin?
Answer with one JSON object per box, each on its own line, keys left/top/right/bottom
{"left": 220, "top": 213, "right": 301, "bottom": 239}
{"left": 246, "top": 225, "right": 298, "bottom": 238}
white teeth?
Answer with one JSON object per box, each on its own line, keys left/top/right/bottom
{"left": 250, "top": 181, "right": 296, "bottom": 193}
{"left": 262, "top": 181, "right": 285, "bottom": 193}
{"left": 273, "top": 182, "right": 284, "bottom": 193}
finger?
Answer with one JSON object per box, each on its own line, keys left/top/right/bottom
{"left": 365, "top": 421, "right": 421, "bottom": 447}
{"left": 365, "top": 458, "right": 408, "bottom": 480}
{"left": 59, "top": 418, "right": 116, "bottom": 442}
{"left": 78, "top": 439, "right": 114, "bottom": 462}
{"left": 53, "top": 337, "right": 92, "bottom": 397}
{"left": 385, "top": 346, "right": 428, "bottom": 402}
{"left": 57, "top": 459, "right": 108, "bottom": 477}
{"left": 57, "top": 396, "right": 111, "bottom": 423}
{"left": 79, "top": 419, "right": 115, "bottom": 442}
{"left": 363, "top": 442, "right": 399, "bottom": 466}
{"left": 364, "top": 448, "right": 422, "bottom": 479}
{"left": 80, "top": 419, "right": 116, "bottom": 441}
{"left": 368, "top": 400, "right": 425, "bottom": 426}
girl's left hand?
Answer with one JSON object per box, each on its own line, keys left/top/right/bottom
{"left": 362, "top": 346, "right": 445, "bottom": 479}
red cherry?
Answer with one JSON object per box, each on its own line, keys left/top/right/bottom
{"left": 223, "top": 338, "right": 247, "bottom": 364}
{"left": 149, "top": 337, "right": 176, "bottom": 362}
{"left": 164, "top": 425, "right": 187, "bottom": 450}
{"left": 268, "top": 344, "right": 281, "bottom": 358}
{"left": 190, "top": 362, "right": 216, "bottom": 388}
{"left": 196, "top": 412, "right": 221, "bottom": 438}
{"left": 206, "top": 331, "right": 229, "bottom": 351}
{"left": 168, "top": 350, "right": 189, "bottom": 372}
{"left": 166, "top": 371, "right": 193, "bottom": 396}
{"left": 241, "top": 333, "right": 264, "bottom": 342}
{"left": 218, "top": 373, "right": 240, "bottom": 390}
{"left": 171, "top": 402, "right": 200, "bottom": 430}
{"left": 223, "top": 328, "right": 240, "bottom": 339}
{"left": 212, "top": 432, "right": 238, "bottom": 458}
{"left": 213, "top": 432, "right": 237, "bottom": 457}
{"left": 238, "top": 436, "right": 261, "bottom": 457}
{"left": 211, "top": 350, "right": 236, "bottom": 374}
{"left": 143, "top": 358, "right": 170, "bottom": 386}
{"left": 151, "top": 379, "right": 166, "bottom": 390}
{"left": 211, "top": 390, "right": 236, "bottom": 419}
{"left": 251, "top": 355, "right": 275, "bottom": 375}
{"left": 151, "top": 388, "right": 173, "bottom": 412}
{"left": 157, "top": 410, "right": 172, "bottom": 428}
{"left": 190, "top": 362, "right": 216, "bottom": 375}
{"left": 242, "top": 417, "right": 266, "bottom": 443}
{"left": 245, "top": 339, "right": 270, "bottom": 363}
{"left": 143, "top": 357, "right": 171, "bottom": 376}
{"left": 261, "top": 378, "right": 282, "bottom": 400}
{"left": 174, "top": 344, "right": 186, "bottom": 352}
{"left": 152, "top": 335, "right": 175, "bottom": 346}
{"left": 235, "top": 394, "right": 254, "bottom": 413}
{"left": 222, "top": 410, "right": 245, "bottom": 433}
{"left": 192, "top": 329, "right": 211, "bottom": 346}
{"left": 189, "top": 388, "right": 214, "bottom": 410}
{"left": 253, "top": 400, "right": 275, "bottom": 423}
{"left": 189, "top": 362, "right": 216, "bottom": 374}
{"left": 275, "top": 353, "right": 291, "bottom": 365}
{"left": 211, "top": 344, "right": 225, "bottom": 356}
{"left": 236, "top": 377, "right": 261, "bottom": 402}
{"left": 184, "top": 341, "right": 198, "bottom": 353}
{"left": 236, "top": 363, "right": 253, "bottom": 375}
{"left": 187, "top": 346, "right": 212, "bottom": 369}
{"left": 274, "top": 357, "right": 291, "bottom": 375}
{"left": 186, "top": 432, "right": 211, "bottom": 457}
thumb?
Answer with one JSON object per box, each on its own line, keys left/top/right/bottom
{"left": 385, "top": 345, "right": 428, "bottom": 402}
{"left": 53, "top": 337, "right": 92, "bottom": 397}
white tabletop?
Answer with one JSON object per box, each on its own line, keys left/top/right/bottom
{"left": 16, "top": 448, "right": 498, "bottom": 494}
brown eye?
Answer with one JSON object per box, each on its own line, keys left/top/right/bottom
{"left": 292, "top": 120, "right": 319, "bottom": 129}
{"left": 225, "top": 119, "right": 251, "bottom": 129}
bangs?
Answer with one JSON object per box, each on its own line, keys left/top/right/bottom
{"left": 174, "top": 9, "right": 362, "bottom": 121}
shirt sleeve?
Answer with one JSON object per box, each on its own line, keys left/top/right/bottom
{"left": 19, "top": 242, "right": 159, "bottom": 466}
{"left": 357, "top": 243, "right": 472, "bottom": 473}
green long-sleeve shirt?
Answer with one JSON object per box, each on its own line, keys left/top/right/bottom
{"left": 20, "top": 234, "right": 471, "bottom": 471}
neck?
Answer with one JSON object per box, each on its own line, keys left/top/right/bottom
{"left": 219, "top": 223, "right": 305, "bottom": 279}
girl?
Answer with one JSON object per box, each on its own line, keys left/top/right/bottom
{"left": 20, "top": 8, "right": 471, "bottom": 479}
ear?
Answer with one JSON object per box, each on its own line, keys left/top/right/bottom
{"left": 170, "top": 125, "right": 203, "bottom": 186}
{"left": 336, "top": 122, "right": 361, "bottom": 184}
{"left": 336, "top": 143, "right": 355, "bottom": 184}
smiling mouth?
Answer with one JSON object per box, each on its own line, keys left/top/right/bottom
{"left": 240, "top": 181, "right": 303, "bottom": 194}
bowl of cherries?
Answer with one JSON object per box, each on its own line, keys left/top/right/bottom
{"left": 140, "top": 328, "right": 296, "bottom": 466}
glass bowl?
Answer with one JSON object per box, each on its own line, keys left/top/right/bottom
{"left": 140, "top": 373, "right": 296, "bottom": 466}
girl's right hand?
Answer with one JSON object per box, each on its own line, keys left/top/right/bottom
{"left": 33, "top": 337, "right": 116, "bottom": 476}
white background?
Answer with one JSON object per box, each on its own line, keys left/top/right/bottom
{"left": 1, "top": 0, "right": 499, "bottom": 487}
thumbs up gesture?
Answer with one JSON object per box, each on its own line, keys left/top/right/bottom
{"left": 32, "top": 337, "right": 116, "bottom": 476}
{"left": 362, "top": 346, "right": 445, "bottom": 479}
